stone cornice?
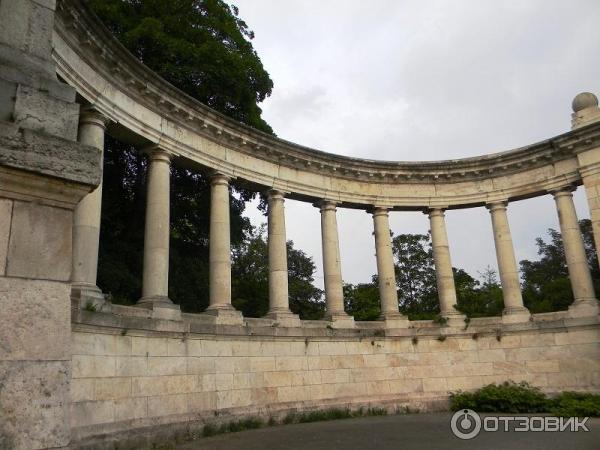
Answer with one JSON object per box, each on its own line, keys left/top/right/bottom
{"left": 52, "top": 0, "right": 600, "bottom": 208}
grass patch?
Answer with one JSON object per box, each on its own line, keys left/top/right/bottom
{"left": 451, "top": 381, "right": 600, "bottom": 417}
{"left": 203, "top": 406, "right": 390, "bottom": 439}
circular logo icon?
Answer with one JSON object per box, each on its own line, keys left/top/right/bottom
{"left": 451, "top": 409, "right": 481, "bottom": 440}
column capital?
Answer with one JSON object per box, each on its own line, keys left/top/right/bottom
{"left": 267, "top": 189, "right": 288, "bottom": 201}
{"left": 550, "top": 185, "right": 577, "bottom": 198}
{"left": 79, "top": 106, "right": 110, "bottom": 130}
{"left": 486, "top": 201, "right": 508, "bottom": 212}
{"left": 368, "top": 206, "right": 390, "bottom": 217}
{"left": 142, "top": 145, "right": 173, "bottom": 164}
{"left": 427, "top": 207, "right": 446, "bottom": 218}
{"left": 315, "top": 199, "right": 338, "bottom": 212}
{"left": 209, "top": 171, "right": 232, "bottom": 186}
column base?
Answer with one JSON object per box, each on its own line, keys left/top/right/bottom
{"left": 137, "top": 296, "right": 181, "bottom": 320}
{"left": 325, "top": 313, "right": 355, "bottom": 329}
{"left": 380, "top": 313, "right": 410, "bottom": 329}
{"left": 502, "top": 306, "right": 531, "bottom": 324}
{"left": 441, "top": 310, "right": 468, "bottom": 328}
{"left": 71, "top": 283, "right": 106, "bottom": 311}
{"left": 568, "top": 299, "right": 600, "bottom": 318}
{"left": 266, "top": 310, "right": 302, "bottom": 327}
{"left": 203, "top": 305, "right": 244, "bottom": 325}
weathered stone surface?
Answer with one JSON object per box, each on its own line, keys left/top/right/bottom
{"left": 0, "top": 360, "right": 70, "bottom": 450}
{"left": 0, "top": 278, "right": 70, "bottom": 361}
{"left": 0, "top": 123, "right": 101, "bottom": 187}
{"left": 6, "top": 200, "right": 72, "bottom": 280}
{"left": 0, "top": 198, "right": 11, "bottom": 276}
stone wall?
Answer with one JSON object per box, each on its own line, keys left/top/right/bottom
{"left": 69, "top": 310, "right": 600, "bottom": 446}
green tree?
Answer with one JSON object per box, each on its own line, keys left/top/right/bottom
{"left": 89, "top": 0, "right": 276, "bottom": 311}
{"left": 344, "top": 280, "right": 380, "bottom": 321}
{"left": 88, "top": 0, "right": 273, "bottom": 132}
{"left": 391, "top": 233, "right": 439, "bottom": 319}
{"left": 520, "top": 219, "right": 599, "bottom": 313}
{"left": 231, "top": 226, "right": 324, "bottom": 319}
{"left": 454, "top": 266, "right": 503, "bottom": 317}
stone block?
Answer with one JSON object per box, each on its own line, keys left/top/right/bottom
{"left": 147, "top": 394, "right": 188, "bottom": 417}
{"left": 477, "top": 349, "right": 507, "bottom": 363}
{"left": 215, "top": 373, "right": 234, "bottom": 391}
{"left": 250, "top": 356, "right": 276, "bottom": 372}
{"left": 114, "top": 397, "right": 148, "bottom": 422}
{"left": 72, "top": 355, "right": 116, "bottom": 378}
{"left": 70, "top": 400, "right": 115, "bottom": 428}
{"left": 70, "top": 378, "right": 95, "bottom": 403}
{"left": 13, "top": 85, "right": 79, "bottom": 140}
{"left": 0, "top": 360, "right": 70, "bottom": 449}
{"left": 0, "top": 198, "right": 11, "bottom": 275}
{"left": 217, "top": 389, "right": 252, "bottom": 409}
{"left": 526, "top": 360, "right": 561, "bottom": 373}
{"left": 0, "top": 278, "right": 70, "bottom": 361}
{"left": 187, "top": 357, "right": 215, "bottom": 375}
{"left": 423, "top": 377, "right": 448, "bottom": 393}
{"left": 94, "top": 377, "right": 132, "bottom": 400}
{"left": 262, "top": 371, "right": 291, "bottom": 388}
{"left": 115, "top": 356, "right": 148, "bottom": 377}
{"left": 275, "top": 356, "right": 307, "bottom": 371}
{"left": 5, "top": 201, "right": 72, "bottom": 280}
{"left": 147, "top": 356, "right": 187, "bottom": 376}
{"left": 188, "top": 392, "right": 217, "bottom": 412}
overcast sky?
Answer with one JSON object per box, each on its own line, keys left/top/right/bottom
{"left": 233, "top": 0, "right": 600, "bottom": 288}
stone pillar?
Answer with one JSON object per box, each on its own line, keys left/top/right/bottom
{"left": 487, "top": 202, "right": 531, "bottom": 323}
{"left": 552, "top": 187, "right": 599, "bottom": 317}
{"left": 428, "top": 208, "right": 465, "bottom": 325}
{"left": 0, "top": 1, "right": 102, "bottom": 447}
{"left": 205, "top": 173, "right": 242, "bottom": 324}
{"left": 319, "top": 200, "right": 354, "bottom": 327}
{"left": 266, "top": 190, "right": 300, "bottom": 326}
{"left": 138, "top": 147, "right": 180, "bottom": 319}
{"left": 371, "top": 207, "right": 407, "bottom": 327}
{"left": 71, "top": 107, "right": 109, "bottom": 309}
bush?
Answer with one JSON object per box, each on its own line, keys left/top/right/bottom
{"left": 451, "top": 382, "right": 600, "bottom": 417}
{"left": 450, "top": 381, "right": 548, "bottom": 413}
{"left": 549, "top": 392, "right": 600, "bottom": 417}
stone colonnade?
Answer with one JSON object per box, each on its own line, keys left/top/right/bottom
{"left": 71, "top": 108, "right": 600, "bottom": 326}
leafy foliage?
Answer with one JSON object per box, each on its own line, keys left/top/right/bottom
{"left": 344, "top": 281, "right": 381, "bottom": 321}
{"left": 231, "top": 226, "right": 324, "bottom": 319}
{"left": 392, "top": 233, "right": 439, "bottom": 318}
{"left": 451, "top": 382, "right": 600, "bottom": 417}
{"left": 451, "top": 381, "right": 549, "bottom": 413}
{"left": 549, "top": 392, "right": 600, "bottom": 417}
{"left": 88, "top": 0, "right": 273, "bottom": 132}
{"left": 520, "top": 219, "right": 600, "bottom": 313}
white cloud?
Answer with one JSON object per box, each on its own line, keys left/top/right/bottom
{"left": 235, "top": 0, "right": 600, "bottom": 286}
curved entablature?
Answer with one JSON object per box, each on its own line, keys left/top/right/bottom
{"left": 53, "top": 0, "right": 600, "bottom": 209}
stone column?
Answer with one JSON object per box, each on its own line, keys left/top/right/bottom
{"left": 138, "top": 147, "right": 180, "bottom": 319}
{"left": 266, "top": 190, "right": 300, "bottom": 326}
{"left": 487, "top": 202, "right": 531, "bottom": 323}
{"left": 319, "top": 200, "right": 354, "bottom": 327}
{"left": 371, "top": 207, "right": 407, "bottom": 327}
{"left": 552, "top": 187, "right": 599, "bottom": 317}
{"left": 428, "top": 208, "right": 464, "bottom": 325}
{"left": 206, "top": 173, "right": 242, "bottom": 324}
{"left": 71, "top": 107, "right": 109, "bottom": 309}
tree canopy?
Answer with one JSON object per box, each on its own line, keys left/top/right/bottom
{"left": 89, "top": 0, "right": 273, "bottom": 132}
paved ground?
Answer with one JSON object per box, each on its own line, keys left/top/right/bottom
{"left": 177, "top": 413, "right": 599, "bottom": 450}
